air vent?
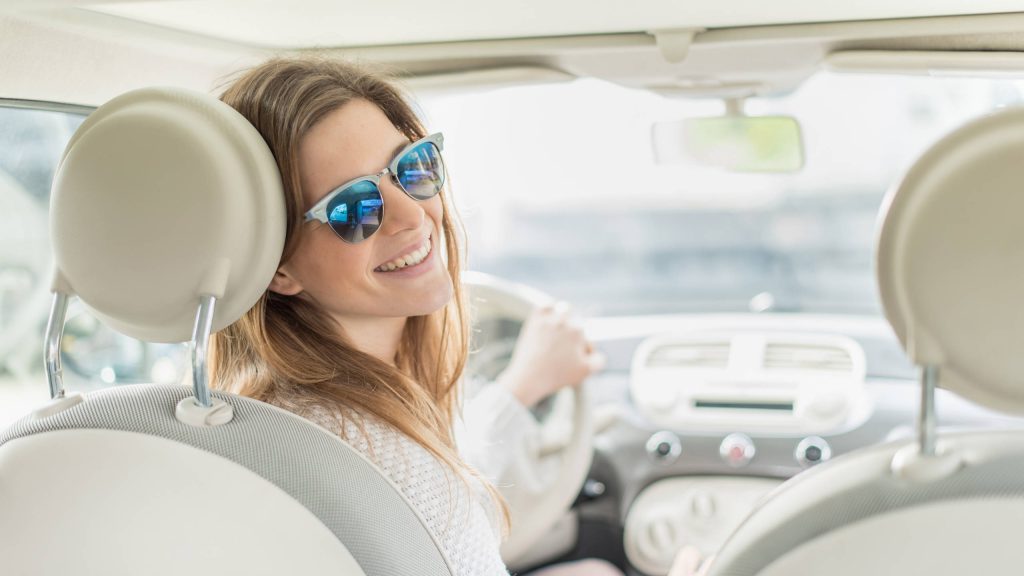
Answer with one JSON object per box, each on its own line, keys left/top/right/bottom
{"left": 763, "top": 342, "right": 853, "bottom": 373}
{"left": 646, "top": 342, "right": 730, "bottom": 368}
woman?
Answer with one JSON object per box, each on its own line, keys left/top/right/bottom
{"left": 208, "top": 56, "right": 622, "bottom": 576}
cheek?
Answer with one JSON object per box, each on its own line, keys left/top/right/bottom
{"left": 425, "top": 195, "right": 445, "bottom": 231}
{"left": 292, "top": 230, "right": 371, "bottom": 294}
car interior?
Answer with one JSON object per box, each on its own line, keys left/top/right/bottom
{"left": 2, "top": 2, "right": 1024, "bottom": 575}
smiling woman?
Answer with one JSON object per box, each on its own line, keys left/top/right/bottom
{"left": 207, "top": 56, "right": 613, "bottom": 576}
{"left": 207, "top": 58, "right": 504, "bottom": 568}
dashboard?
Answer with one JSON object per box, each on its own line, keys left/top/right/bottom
{"left": 546, "top": 313, "right": 1024, "bottom": 576}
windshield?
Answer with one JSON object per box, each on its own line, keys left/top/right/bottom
{"left": 1, "top": 71, "right": 1020, "bottom": 423}
{"left": 420, "top": 72, "right": 1024, "bottom": 316}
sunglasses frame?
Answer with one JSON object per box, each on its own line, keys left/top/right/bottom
{"left": 303, "top": 132, "right": 445, "bottom": 242}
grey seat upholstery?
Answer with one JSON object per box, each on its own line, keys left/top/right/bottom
{"left": 1, "top": 384, "right": 451, "bottom": 575}
{"left": 0, "top": 87, "right": 453, "bottom": 576}
{"left": 707, "top": 107, "right": 1024, "bottom": 576}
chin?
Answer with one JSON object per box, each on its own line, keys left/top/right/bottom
{"left": 402, "top": 278, "right": 454, "bottom": 318}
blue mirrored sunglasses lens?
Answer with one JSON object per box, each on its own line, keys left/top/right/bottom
{"left": 396, "top": 141, "right": 444, "bottom": 200}
{"left": 325, "top": 180, "right": 383, "bottom": 242}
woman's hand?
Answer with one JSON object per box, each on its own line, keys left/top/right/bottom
{"left": 497, "top": 302, "right": 605, "bottom": 408}
{"left": 668, "top": 546, "right": 714, "bottom": 576}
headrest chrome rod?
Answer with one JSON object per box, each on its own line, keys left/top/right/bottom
{"left": 44, "top": 292, "right": 70, "bottom": 399}
{"left": 918, "top": 364, "right": 939, "bottom": 457}
{"left": 190, "top": 295, "right": 217, "bottom": 408}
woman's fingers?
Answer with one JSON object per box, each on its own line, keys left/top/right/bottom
{"left": 551, "top": 300, "right": 571, "bottom": 318}
{"left": 568, "top": 350, "right": 606, "bottom": 388}
{"left": 537, "top": 301, "right": 570, "bottom": 319}
{"left": 668, "top": 546, "right": 702, "bottom": 576}
{"left": 585, "top": 349, "right": 607, "bottom": 374}
{"left": 501, "top": 300, "right": 604, "bottom": 403}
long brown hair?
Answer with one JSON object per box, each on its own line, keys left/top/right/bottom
{"left": 210, "top": 56, "right": 505, "bottom": 526}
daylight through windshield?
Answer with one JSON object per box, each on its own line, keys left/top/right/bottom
{"left": 421, "top": 72, "right": 1024, "bottom": 316}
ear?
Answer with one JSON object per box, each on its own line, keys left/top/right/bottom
{"left": 268, "top": 265, "right": 303, "bottom": 296}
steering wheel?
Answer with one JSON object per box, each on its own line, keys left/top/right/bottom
{"left": 462, "top": 271, "right": 594, "bottom": 563}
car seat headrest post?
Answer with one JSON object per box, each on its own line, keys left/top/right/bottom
{"left": 892, "top": 361, "right": 962, "bottom": 481}
{"left": 890, "top": 362, "right": 962, "bottom": 482}
{"left": 44, "top": 291, "right": 70, "bottom": 400}
{"left": 918, "top": 364, "right": 939, "bottom": 457}
{"left": 190, "top": 294, "right": 217, "bottom": 409}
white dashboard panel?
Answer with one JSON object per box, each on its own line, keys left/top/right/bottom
{"left": 630, "top": 332, "right": 869, "bottom": 435}
{"left": 624, "top": 476, "right": 782, "bottom": 575}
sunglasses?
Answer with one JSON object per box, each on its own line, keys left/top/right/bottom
{"left": 304, "top": 132, "right": 446, "bottom": 243}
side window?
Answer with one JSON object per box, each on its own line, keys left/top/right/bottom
{"left": 0, "top": 104, "right": 186, "bottom": 426}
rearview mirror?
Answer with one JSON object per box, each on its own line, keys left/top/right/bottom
{"left": 652, "top": 115, "right": 804, "bottom": 173}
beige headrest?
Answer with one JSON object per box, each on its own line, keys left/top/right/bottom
{"left": 50, "top": 87, "right": 284, "bottom": 342}
{"left": 877, "top": 106, "right": 1024, "bottom": 414}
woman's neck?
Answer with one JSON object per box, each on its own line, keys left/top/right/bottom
{"left": 331, "top": 314, "right": 407, "bottom": 366}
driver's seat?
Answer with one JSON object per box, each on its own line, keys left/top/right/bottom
{"left": 0, "top": 88, "right": 453, "bottom": 576}
{"left": 706, "top": 107, "right": 1024, "bottom": 575}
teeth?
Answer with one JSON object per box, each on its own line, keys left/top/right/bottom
{"left": 377, "top": 239, "right": 431, "bottom": 272}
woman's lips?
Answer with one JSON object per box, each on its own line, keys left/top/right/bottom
{"left": 374, "top": 235, "right": 434, "bottom": 274}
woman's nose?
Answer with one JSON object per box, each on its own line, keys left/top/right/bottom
{"left": 379, "top": 176, "right": 425, "bottom": 234}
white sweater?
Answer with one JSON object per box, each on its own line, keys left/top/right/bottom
{"left": 303, "top": 384, "right": 541, "bottom": 576}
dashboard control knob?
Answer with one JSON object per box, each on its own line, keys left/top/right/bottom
{"left": 690, "top": 491, "right": 716, "bottom": 519}
{"left": 795, "top": 436, "right": 832, "bottom": 467}
{"left": 719, "top": 433, "right": 756, "bottom": 467}
{"left": 646, "top": 431, "right": 682, "bottom": 463}
{"left": 648, "top": 517, "right": 678, "bottom": 552}
{"left": 583, "top": 479, "right": 606, "bottom": 498}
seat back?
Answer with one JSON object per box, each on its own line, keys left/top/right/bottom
{"left": 0, "top": 87, "right": 452, "bottom": 576}
{"left": 707, "top": 106, "right": 1024, "bottom": 576}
